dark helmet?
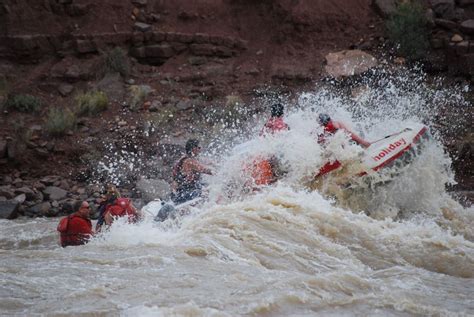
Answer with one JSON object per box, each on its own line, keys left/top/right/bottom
{"left": 319, "top": 113, "right": 331, "bottom": 126}
{"left": 270, "top": 103, "right": 284, "bottom": 118}
{"left": 185, "top": 139, "right": 200, "bottom": 155}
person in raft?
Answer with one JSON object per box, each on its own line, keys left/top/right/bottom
{"left": 317, "top": 113, "right": 370, "bottom": 148}
{"left": 315, "top": 113, "right": 371, "bottom": 177}
{"left": 57, "top": 201, "right": 93, "bottom": 247}
{"left": 247, "top": 103, "right": 290, "bottom": 187}
{"left": 103, "top": 195, "right": 141, "bottom": 226}
{"left": 260, "top": 103, "right": 289, "bottom": 135}
{"left": 95, "top": 185, "right": 121, "bottom": 232}
{"left": 171, "top": 139, "right": 213, "bottom": 204}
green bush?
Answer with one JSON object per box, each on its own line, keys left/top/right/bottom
{"left": 75, "top": 91, "right": 108, "bottom": 116}
{"left": 3, "top": 94, "right": 42, "bottom": 112}
{"left": 103, "top": 47, "right": 130, "bottom": 77}
{"left": 45, "top": 107, "right": 77, "bottom": 136}
{"left": 386, "top": 1, "right": 430, "bottom": 60}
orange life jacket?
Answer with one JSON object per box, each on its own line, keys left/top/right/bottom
{"left": 244, "top": 157, "right": 275, "bottom": 186}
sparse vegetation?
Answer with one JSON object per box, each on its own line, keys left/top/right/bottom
{"left": 128, "top": 85, "right": 151, "bottom": 110}
{"left": 146, "top": 107, "right": 177, "bottom": 128}
{"left": 45, "top": 107, "right": 77, "bottom": 136}
{"left": 103, "top": 47, "right": 130, "bottom": 77}
{"left": 3, "top": 94, "right": 42, "bottom": 112}
{"left": 75, "top": 91, "right": 108, "bottom": 116}
{"left": 386, "top": 1, "right": 430, "bottom": 60}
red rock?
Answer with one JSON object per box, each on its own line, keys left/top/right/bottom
{"left": 76, "top": 39, "right": 97, "bottom": 53}
{"left": 325, "top": 50, "right": 378, "bottom": 78}
{"left": 190, "top": 44, "right": 215, "bottom": 56}
{"left": 152, "top": 32, "right": 166, "bottom": 42}
{"left": 193, "top": 33, "right": 210, "bottom": 44}
{"left": 145, "top": 44, "right": 174, "bottom": 58}
{"left": 461, "top": 19, "right": 474, "bottom": 34}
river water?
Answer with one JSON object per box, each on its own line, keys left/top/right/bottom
{"left": 1, "top": 72, "right": 473, "bottom": 316}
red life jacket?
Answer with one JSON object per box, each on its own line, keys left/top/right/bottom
{"left": 105, "top": 198, "right": 138, "bottom": 223}
{"left": 318, "top": 121, "right": 338, "bottom": 144}
{"left": 261, "top": 117, "right": 289, "bottom": 135}
{"left": 324, "top": 121, "right": 338, "bottom": 134}
{"left": 57, "top": 214, "right": 93, "bottom": 247}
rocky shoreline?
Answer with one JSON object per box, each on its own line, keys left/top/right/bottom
{"left": 1, "top": 0, "right": 473, "bottom": 219}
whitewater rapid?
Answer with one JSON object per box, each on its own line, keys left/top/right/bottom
{"left": 1, "top": 186, "right": 473, "bottom": 316}
{"left": 1, "top": 69, "right": 473, "bottom": 316}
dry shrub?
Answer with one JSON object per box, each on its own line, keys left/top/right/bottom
{"left": 3, "top": 94, "right": 42, "bottom": 112}
{"left": 45, "top": 107, "right": 77, "bottom": 136}
{"left": 128, "top": 85, "right": 151, "bottom": 110}
{"left": 103, "top": 47, "right": 130, "bottom": 77}
{"left": 75, "top": 91, "right": 108, "bottom": 116}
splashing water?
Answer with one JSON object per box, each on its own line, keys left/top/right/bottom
{"left": 1, "top": 68, "right": 473, "bottom": 316}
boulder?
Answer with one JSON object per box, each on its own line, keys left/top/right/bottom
{"left": 136, "top": 177, "right": 171, "bottom": 202}
{"left": 28, "top": 202, "right": 51, "bottom": 216}
{"left": 461, "top": 19, "right": 474, "bottom": 34}
{"left": 324, "top": 50, "right": 378, "bottom": 78}
{"left": 190, "top": 44, "right": 215, "bottom": 56}
{"left": 0, "top": 186, "right": 14, "bottom": 199}
{"left": 60, "top": 199, "right": 81, "bottom": 215}
{"left": 13, "top": 194, "right": 26, "bottom": 204}
{"left": 458, "top": 0, "right": 474, "bottom": 6}
{"left": 43, "top": 186, "right": 68, "bottom": 201}
{"left": 451, "top": 34, "right": 463, "bottom": 42}
{"left": 40, "top": 175, "right": 61, "bottom": 186}
{"left": 2, "top": 175, "right": 12, "bottom": 184}
{"left": 14, "top": 187, "right": 36, "bottom": 200}
{"left": 373, "top": 0, "right": 397, "bottom": 17}
{"left": 145, "top": 44, "right": 174, "bottom": 58}
{"left": 430, "top": 0, "right": 455, "bottom": 20}
{"left": 0, "top": 201, "right": 19, "bottom": 219}
{"left": 58, "top": 84, "right": 74, "bottom": 96}
{"left": 134, "top": 22, "right": 152, "bottom": 32}
{"left": 434, "top": 18, "right": 458, "bottom": 30}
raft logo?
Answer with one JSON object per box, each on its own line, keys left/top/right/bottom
{"left": 373, "top": 138, "right": 407, "bottom": 161}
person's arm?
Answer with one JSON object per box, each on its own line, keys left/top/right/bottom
{"left": 187, "top": 159, "right": 213, "bottom": 175}
{"left": 104, "top": 211, "right": 114, "bottom": 226}
{"left": 334, "top": 121, "right": 371, "bottom": 148}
